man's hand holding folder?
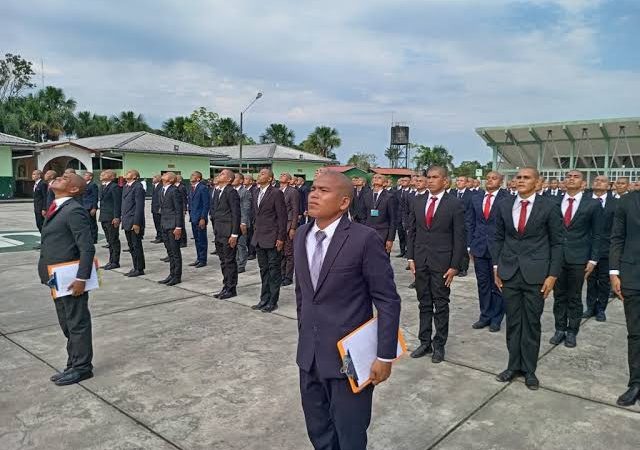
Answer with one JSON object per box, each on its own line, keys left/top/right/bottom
{"left": 68, "top": 280, "right": 86, "bottom": 297}
{"left": 370, "top": 360, "right": 392, "bottom": 385}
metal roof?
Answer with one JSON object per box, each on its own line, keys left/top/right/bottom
{"left": 371, "top": 168, "right": 417, "bottom": 176}
{"left": 0, "top": 132, "right": 36, "bottom": 146}
{"left": 212, "top": 143, "right": 333, "bottom": 163}
{"left": 476, "top": 117, "right": 640, "bottom": 170}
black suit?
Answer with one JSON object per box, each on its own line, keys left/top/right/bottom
{"left": 160, "top": 185, "right": 185, "bottom": 280}
{"left": 82, "top": 181, "right": 99, "bottom": 243}
{"left": 99, "top": 182, "right": 122, "bottom": 265}
{"left": 586, "top": 194, "right": 616, "bottom": 316}
{"left": 492, "top": 195, "right": 563, "bottom": 374}
{"left": 33, "top": 179, "right": 48, "bottom": 232}
{"left": 407, "top": 192, "right": 466, "bottom": 350}
{"left": 247, "top": 184, "right": 259, "bottom": 258}
{"left": 363, "top": 189, "right": 396, "bottom": 246}
{"left": 38, "top": 198, "right": 95, "bottom": 374}
{"left": 176, "top": 183, "right": 189, "bottom": 246}
{"left": 121, "top": 181, "right": 146, "bottom": 272}
{"left": 350, "top": 185, "right": 371, "bottom": 224}
{"left": 211, "top": 185, "right": 241, "bottom": 291}
{"left": 151, "top": 182, "right": 162, "bottom": 240}
{"left": 610, "top": 191, "right": 640, "bottom": 387}
{"left": 553, "top": 194, "right": 602, "bottom": 335}
{"left": 450, "top": 188, "right": 473, "bottom": 273}
{"left": 281, "top": 186, "right": 300, "bottom": 284}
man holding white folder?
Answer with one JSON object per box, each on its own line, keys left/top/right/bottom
{"left": 37, "top": 172, "right": 95, "bottom": 386}
{"left": 294, "top": 171, "right": 401, "bottom": 450}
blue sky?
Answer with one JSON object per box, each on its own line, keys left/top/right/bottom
{"left": 3, "top": 0, "right": 640, "bottom": 165}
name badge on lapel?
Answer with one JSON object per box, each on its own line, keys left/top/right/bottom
{"left": 370, "top": 209, "right": 379, "bottom": 217}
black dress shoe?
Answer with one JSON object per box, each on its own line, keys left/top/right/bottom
{"left": 431, "top": 349, "right": 445, "bottom": 363}
{"left": 151, "top": 238, "right": 163, "bottom": 244}
{"left": 549, "top": 330, "right": 566, "bottom": 345}
{"left": 101, "top": 244, "right": 110, "bottom": 249}
{"left": 564, "top": 333, "right": 577, "bottom": 348}
{"left": 180, "top": 243, "right": 187, "bottom": 248}
{"left": 262, "top": 303, "right": 278, "bottom": 313}
{"left": 395, "top": 252, "right": 406, "bottom": 258}
{"left": 238, "top": 267, "right": 246, "bottom": 274}
{"left": 213, "top": 289, "right": 227, "bottom": 298}
{"left": 524, "top": 373, "right": 539, "bottom": 390}
{"left": 188, "top": 261, "right": 199, "bottom": 266}
{"left": 123, "top": 248, "right": 130, "bottom": 252}
{"left": 405, "top": 265, "right": 411, "bottom": 270}
{"left": 33, "top": 244, "right": 42, "bottom": 250}
{"left": 160, "top": 256, "right": 170, "bottom": 262}
{"left": 194, "top": 262, "right": 207, "bottom": 268}
{"left": 50, "top": 368, "right": 72, "bottom": 382}
{"left": 616, "top": 384, "right": 640, "bottom": 407}
{"left": 496, "top": 369, "right": 517, "bottom": 383}
{"left": 457, "top": 270, "right": 468, "bottom": 277}
{"left": 472, "top": 320, "right": 490, "bottom": 329}
{"left": 410, "top": 344, "right": 432, "bottom": 358}
{"left": 166, "top": 278, "right": 182, "bottom": 286}
{"left": 247, "top": 255, "right": 256, "bottom": 260}
{"left": 409, "top": 282, "right": 416, "bottom": 289}
{"left": 128, "top": 270, "right": 144, "bottom": 277}
{"left": 124, "top": 269, "right": 136, "bottom": 277}
{"left": 489, "top": 324, "right": 501, "bottom": 333}
{"left": 54, "top": 370, "right": 94, "bottom": 386}
{"left": 210, "top": 250, "right": 218, "bottom": 255}
{"left": 251, "top": 301, "right": 268, "bottom": 310}
{"left": 582, "top": 309, "right": 595, "bottom": 319}
{"left": 158, "top": 275, "right": 172, "bottom": 284}
{"left": 281, "top": 280, "right": 293, "bottom": 287}
{"left": 595, "top": 311, "right": 607, "bottom": 322}
{"left": 103, "top": 263, "right": 120, "bottom": 270}
{"left": 219, "top": 289, "right": 237, "bottom": 299}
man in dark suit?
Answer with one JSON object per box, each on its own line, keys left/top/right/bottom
{"left": 279, "top": 172, "right": 300, "bottom": 286}
{"left": 157, "top": 172, "right": 184, "bottom": 286}
{"left": 610, "top": 187, "right": 640, "bottom": 406}
{"left": 82, "top": 171, "right": 99, "bottom": 244}
{"left": 465, "top": 171, "right": 510, "bottom": 332}
{"left": 43, "top": 170, "right": 57, "bottom": 210}
{"left": 549, "top": 170, "right": 602, "bottom": 348}
{"left": 210, "top": 169, "right": 241, "bottom": 299}
{"left": 98, "top": 170, "right": 122, "bottom": 270}
{"left": 121, "top": 169, "right": 146, "bottom": 277}
{"left": 492, "top": 167, "right": 563, "bottom": 390}
{"left": 32, "top": 169, "right": 47, "bottom": 233}
{"left": 187, "top": 171, "right": 210, "bottom": 268}
{"left": 543, "top": 178, "right": 564, "bottom": 202}
{"left": 450, "top": 176, "right": 473, "bottom": 276}
{"left": 394, "top": 177, "right": 410, "bottom": 257}
{"left": 296, "top": 176, "right": 309, "bottom": 227}
{"left": 350, "top": 176, "right": 370, "bottom": 224}
{"left": 243, "top": 174, "right": 258, "bottom": 260}
{"left": 295, "top": 171, "right": 401, "bottom": 450}
{"left": 175, "top": 175, "right": 189, "bottom": 248}
{"left": 407, "top": 166, "right": 466, "bottom": 363}
{"left": 584, "top": 175, "right": 617, "bottom": 321}
{"left": 363, "top": 174, "right": 396, "bottom": 253}
{"left": 38, "top": 172, "right": 95, "bottom": 386}
{"left": 251, "top": 168, "right": 287, "bottom": 312}
{"left": 232, "top": 173, "right": 252, "bottom": 273}
{"left": 150, "top": 175, "right": 163, "bottom": 243}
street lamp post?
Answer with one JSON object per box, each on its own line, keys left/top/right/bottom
{"left": 239, "top": 92, "right": 263, "bottom": 172}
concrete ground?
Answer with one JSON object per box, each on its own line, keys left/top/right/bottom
{"left": 0, "top": 202, "right": 638, "bottom": 450}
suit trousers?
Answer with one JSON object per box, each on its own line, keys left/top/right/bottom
{"left": 256, "top": 245, "right": 282, "bottom": 306}
{"left": 502, "top": 270, "right": 544, "bottom": 374}
{"left": 415, "top": 263, "right": 450, "bottom": 349}
{"left": 300, "top": 360, "right": 373, "bottom": 450}
{"left": 474, "top": 255, "right": 504, "bottom": 326}
{"left": 152, "top": 212, "right": 162, "bottom": 239}
{"left": 459, "top": 251, "right": 470, "bottom": 272}
{"left": 163, "top": 229, "right": 182, "bottom": 280}
{"left": 586, "top": 257, "right": 610, "bottom": 314}
{"left": 622, "top": 289, "right": 640, "bottom": 386}
{"left": 191, "top": 222, "right": 208, "bottom": 263}
{"left": 247, "top": 225, "right": 256, "bottom": 257}
{"left": 101, "top": 221, "right": 121, "bottom": 265}
{"left": 281, "top": 234, "right": 295, "bottom": 282}
{"left": 553, "top": 263, "right": 585, "bottom": 334}
{"left": 180, "top": 219, "right": 187, "bottom": 247}
{"left": 397, "top": 222, "right": 407, "bottom": 254}
{"left": 125, "top": 229, "right": 145, "bottom": 271}
{"left": 215, "top": 239, "right": 238, "bottom": 290}
{"left": 54, "top": 292, "right": 93, "bottom": 373}
{"left": 87, "top": 210, "right": 98, "bottom": 244}
{"left": 236, "top": 234, "right": 248, "bottom": 270}
{"left": 35, "top": 210, "right": 44, "bottom": 232}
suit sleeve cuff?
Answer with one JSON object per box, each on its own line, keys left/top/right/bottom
{"left": 493, "top": 265, "right": 498, "bottom": 270}
{"left": 609, "top": 270, "right": 620, "bottom": 275}
{"left": 377, "top": 357, "right": 393, "bottom": 362}
{"left": 75, "top": 278, "right": 86, "bottom": 282}
{"left": 231, "top": 234, "right": 239, "bottom": 238}
{"left": 588, "top": 260, "right": 598, "bottom": 266}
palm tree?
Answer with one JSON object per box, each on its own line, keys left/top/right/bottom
{"left": 35, "top": 86, "right": 77, "bottom": 140}
{"left": 385, "top": 146, "right": 403, "bottom": 168}
{"left": 162, "top": 116, "right": 194, "bottom": 142}
{"left": 213, "top": 117, "right": 242, "bottom": 146}
{"left": 302, "top": 126, "right": 341, "bottom": 159}
{"left": 260, "top": 123, "right": 295, "bottom": 147}
{"left": 111, "top": 111, "right": 150, "bottom": 133}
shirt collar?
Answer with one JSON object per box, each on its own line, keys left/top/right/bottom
{"left": 311, "top": 215, "right": 342, "bottom": 242}
{"left": 427, "top": 190, "right": 445, "bottom": 200}
{"left": 565, "top": 191, "right": 583, "bottom": 202}
{"left": 516, "top": 192, "right": 537, "bottom": 205}
{"left": 54, "top": 196, "right": 73, "bottom": 208}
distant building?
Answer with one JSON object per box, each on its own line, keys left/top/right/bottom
{"left": 325, "top": 165, "right": 371, "bottom": 182}
{"left": 370, "top": 168, "right": 418, "bottom": 184}
{"left": 0, "top": 132, "right": 37, "bottom": 199}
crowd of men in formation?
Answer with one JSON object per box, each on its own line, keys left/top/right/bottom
{"left": 31, "top": 165, "right": 640, "bottom": 412}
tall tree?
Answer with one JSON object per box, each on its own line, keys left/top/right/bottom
{"left": 111, "top": 111, "right": 150, "bottom": 133}
{"left": 162, "top": 116, "right": 195, "bottom": 142}
{"left": 453, "top": 160, "right": 483, "bottom": 178}
{"left": 385, "top": 146, "right": 403, "bottom": 168}
{"left": 0, "top": 53, "right": 35, "bottom": 101}
{"left": 412, "top": 144, "right": 453, "bottom": 171}
{"left": 301, "top": 126, "right": 341, "bottom": 159}
{"left": 347, "top": 152, "right": 377, "bottom": 171}
{"left": 214, "top": 117, "right": 242, "bottom": 146}
{"left": 260, "top": 123, "right": 295, "bottom": 147}
{"left": 74, "top": 111, "right": 116, "bottom": 138}
{"left": 34, "top": 86, "right": 77, "bottom": 141}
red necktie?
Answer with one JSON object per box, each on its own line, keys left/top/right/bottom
{"left": 517, "top": 200, "right": 529, "bottom": 235}
{"left": 45, "top": 201, "right": 57, "bottom": 219}
{"left": 483, "top": 193, "right": 493, "bottom": 220}
{"left": 564, "top": 198, "right": 575, "bottom": 227}
{"left": 426, "top": 196, "right": 437, "bottom": 228}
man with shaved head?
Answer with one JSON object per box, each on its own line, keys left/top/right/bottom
{"left": 32, "top": 169, "right": 47, "bottom": 244}
{"left": 98, "top": 170, "right": 122, "bottom": 270}
{"left": 279, "top": 172, "right": 299, "bottom": 286}
{"left": 157, "top": 172, "right": 185, "bottom": 286}
{"left": 82, "top": 171, "right": 99, "bottom": 244}
{"left": 43, "top": 169, "right": 58, "bottom": 212}
{"left": 121, "top": 169, "right": 146, "bottom": 277}
{"left": 38, "top": 171, "right": 95, "bottom": 386}
{"left": 295, "top": 171, "right": 401, "bottom": 449}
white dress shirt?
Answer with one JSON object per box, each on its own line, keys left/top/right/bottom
{"left": 560, "top": 191, "right": 583, "bottom": 221}
{"left": 33, "top": 179, "right": 41, "bottom": 191}
{"left": 592, "top": 192, "right": 607, "bottom": 208}
{"left": 257, "top": 185, "right": 269, "bottom": 206}
{"left": 424, "top": 189, "right": 445, "bottom": 216}
{"left": 511, "top": 192, "right": 536, "bottom": 230}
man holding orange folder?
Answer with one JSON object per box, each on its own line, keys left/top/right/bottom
{"left": 294, "top": 171, "right": 401, "bottom": 450}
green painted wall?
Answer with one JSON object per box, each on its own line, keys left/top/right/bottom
{"left": 0, "top": 146, "right": 14, "bottom": 199}
{"left": 123, "top": 153, "right": 210, "bottom": 179}
{"left": 272, "top": 160, "right": 327, "bottom": 180}
{"left": 341, "top": 167, "right": 371, "bottom": 181}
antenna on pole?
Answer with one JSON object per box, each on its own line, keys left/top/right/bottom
{"left": 40, "top": 58, "right": 45, "bottom": 89}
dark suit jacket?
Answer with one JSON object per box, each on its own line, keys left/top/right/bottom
{"left": 294, "top": 214, "right": 401, "bottom": 379}
{"left": 596, "top": 194, "right": 617, "bottom": 259}
{"left": 82, "top": 182, "right": 99, "bottom": 210}
{"left": 98, "top": 182, "right": 122, "bottom": 223}
{"left": 121, "top": 181, "right": 146, "bottom": 231}
{"left": 45, "top": 186, "right": 55, "bottom": 210}
{"left": 450, "top": 189, "right": 474, "bottom": 205}
{"left": 298, "top": 184, "right": 309, "bottom": 216}
{"left": 251, "top": 185, "right": 287, "bottom": 248}
{"left": 159, "top": 185, "right": 185, "bottom": 230}
{"left": 282, "top": 186, "right": 300, "bottom": 231}
{"left": 491, "top": 195, "right": 564, "bottom": 285}
{"left": 363, "top": 189, "right": 396, "bottom": 242}
{"left": 211, "top": 184, "right": 241, "bottom": 242}
{"left": 609, "top": 191, "right": 640, "bottom": 290}
{"left": 350, "top": 185, "right": 371, "bottom": 223}
{"left": 38, "top": 198, "right": 95, "bottom": 284}
{"left": 176, "top": 183, "right": 188, "bottom": 213}
{"left": 151, "top": 183, "right": 162, "bottom": 214}
{"left": 406, "top": 192, "right": 466, "bottom": 272}
{"left": 33, "top": 180, "right": 47, "bottom": 212}
{"left": 188, "top": 182, "right": 210, "bottom": 224}
{"left": 236, "top": 185, "right": 252, "bottom": 226}
{"left": 560, "top": 195, "right": 603, "bottom": 264}
{"left": 465, "top": 189, "right": 510, "bottom": 259}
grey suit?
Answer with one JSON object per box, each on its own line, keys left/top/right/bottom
{"left": 38, "top": 198, "right": 95, "bottom": 374}
{"left": 235, "top": 185, "right": 252, "bottom": 270}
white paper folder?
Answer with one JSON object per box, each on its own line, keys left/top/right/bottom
{"left": 337, "top": 317, "right": 407, "bottom": 393}
{"left": 47, "top": 258, "right": 100, "bottom": 299}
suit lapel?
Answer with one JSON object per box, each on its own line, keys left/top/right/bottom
{"left": 522, "top": 195, "right": 543, "bottom": 236}
{"left": 314, "top": 215, "right": 350, "bottom": 296}
{"left": 568, "top": 197, "right": 588, "bottom": 228}
{"left": 258, "top": 186, "right": 273, "bottom": 213}
{"left": 298, "top": 225, "right": 313, "bottom": 292}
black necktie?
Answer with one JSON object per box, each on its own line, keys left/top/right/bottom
{"left": 213, "top": 188, "right": 221, "bottom": 207}
{"left": 374, "top": 192, "right": 379, "bottom": 205}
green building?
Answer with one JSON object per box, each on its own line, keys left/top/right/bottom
{"left": 325, "top": 165, "right": 371, "bottom": 182}
{"left": 211, "top": 144, "right": 333, "bottom": 181}
{"left": 1, "top": 132, "right": 37, "bottom": 199}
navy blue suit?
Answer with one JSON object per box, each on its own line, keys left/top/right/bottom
{"left": 83, "top": 181, "right": 99, "bottom": 243}
{"left": 465, "top": 188, "right": 510, "bottom": 327}
{"left": 188, "top": 182, "right": 210, "bottom": 263}
{"left": 294, "top": 214, "right": 401, "bottom": 449}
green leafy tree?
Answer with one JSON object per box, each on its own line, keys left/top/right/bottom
{"left": 111, "top": 111, "right": 150, "bottom": 133}
{"left": 384, "top": 146, "right": 403, "bottom": 168}
{"left": 213, "top": 117, "right": 242, "bottom": 146}
{"left": 347, "top": 152, "right": 377, "bottom": 171}
{"left": 453, "top": 160, "right": 482, "bottom": 178}
{"left": 74, "top": 111, "right": 117, "bottom": 137}
{"left": 260, "top": 123, "right": 295, "bottom": 146}
{"left": 162, "top": 116, "right": 195, "bottom": 142}
{"left": 412, "top": 144, "right": 453, "bottom": 171}
{"left": 301, "top": 126, "right": 341, "bottom": 159}
{"left": 0, "top": 53, "right": 35, "bottom": 101}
